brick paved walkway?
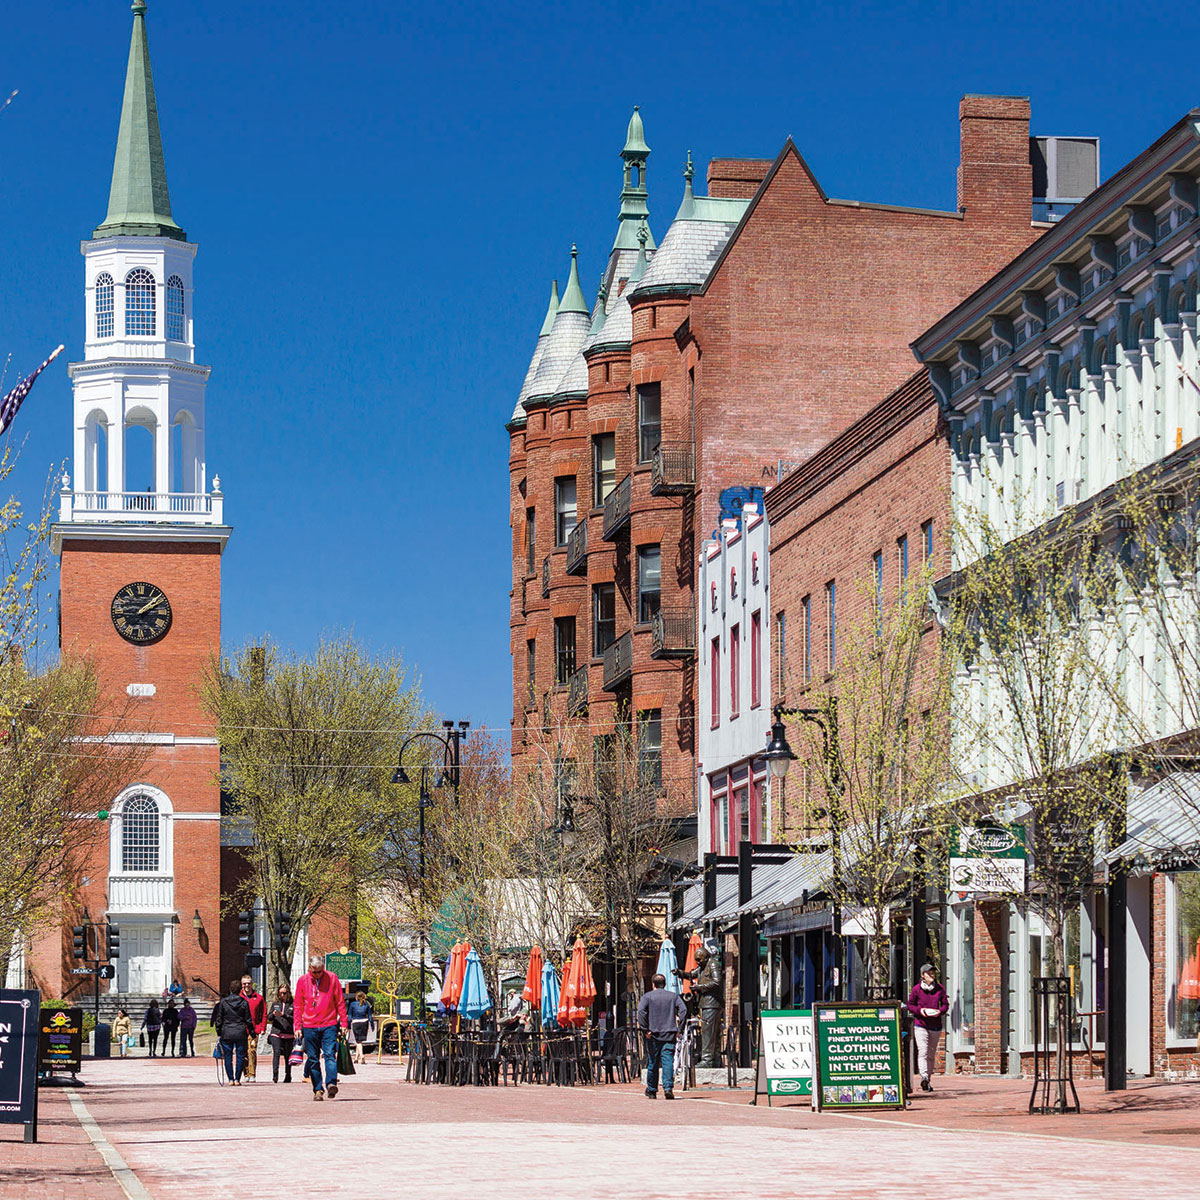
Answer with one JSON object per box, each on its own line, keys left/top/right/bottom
{"left": 3, "top": 1058, "right": 1198, "bottom": 1198}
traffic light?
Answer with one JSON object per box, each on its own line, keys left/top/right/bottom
{"left": 71, "top": 926, "right": 87, "bottom": 959}
{"left": 273, "top": 910, "right": 293, "bottom": 953}
{"left": 106, "top": 923, "right": 120, "bottom": 960}
{"left": 237, "top": 910, "right": 253, "bottom": 946}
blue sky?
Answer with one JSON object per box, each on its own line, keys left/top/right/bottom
{"left": 3, "top": 0, "right": 1200, "bottom": 738}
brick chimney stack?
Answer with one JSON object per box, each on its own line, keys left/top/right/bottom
{"left": 957, "top": 94, "right": 1033, "bottom": 222}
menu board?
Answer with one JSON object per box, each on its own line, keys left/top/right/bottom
{"left": 813, "top": 1002, "right": 905, "bottom": 1110}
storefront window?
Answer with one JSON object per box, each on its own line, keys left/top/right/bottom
{"left": 955, "top": 905, "right": 975, "bottom": 1046}
{"left": 1027, "top": 908, "right": 1083, "bottom": 1047}
{"left": 1171, "top": 873, "right": 1200, "bottom": 1042}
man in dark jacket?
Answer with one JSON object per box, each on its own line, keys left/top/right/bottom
{"left": 212, "top": 980, "right": 254, "bottom": 1085}
{"left": 636, "top": 974, "right": 688, "bottom": 1100}
{"left": 161, "top": 1000, "right": 181, "bottom": 1057}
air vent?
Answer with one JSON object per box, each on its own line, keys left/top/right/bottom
{"left": 1031, "top": 136, "right": 1100, "bottom": 223}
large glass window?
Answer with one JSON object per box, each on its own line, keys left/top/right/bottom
{"left": 710, "top": 773, "right": 729, "bottom": 854}
{"left": 554, "top": 616, "right": 576, "bottom": 685}
{"left": 803, "top": 595, "right": 812, "bottom": 682}
{"left": 872, "top": 551, "right": 883, "bottom": 635}
{"left": 897, "top": 534, "right": 909, "bottom": 590}
{"left": 825, "top": 581, "right": 836, "bottom": 672}
{"left": 730, "top": 623, "right": 740, "bottom": 719}
{"left": 125, "top": 268, "right": 156, "bottom": 337}
{"left": 526, "top": 638, "right": 536, "bottom": 703}
{"left": 593, "top": 433, "right": 616, "bottom": 504}
{"left": 637, "top": 544, "right": 660, "bottom": 623}
{"left": 710, "top": 637, "right": 720, "bottom": 729}
{"left": 526, "top": 508, "right": 536, "bottom": 575}
{"left": 638, "top": 709, "right": 662, "bottom": 790}
{"left": 637, "top": 383, "right": 661, "bottom": 463}
{"left": 1172, "top": 872, "right": 1200, "bottom": 1042}
{"left": 95, "top": 273, "right": 114, "bottom": 339}
{"left": 166, "top": 275, "right": 185, "bottom": 341}
{"left": 555, "top": 477, "right": 577, "bottom": 546}
{"left": 593, "top": 583, "right": 615, "bottom": 655}
{"left": 774, "top": 610, "right": 786, "bottom": 696}
{"left": 121, "top": 795, "right": 160, "bottom": 872}
{"left": 953, "top": 904, "right": 976, "bottom": 1047}
{"left": 751, "top": 611, "right": 762, "bottom": 708}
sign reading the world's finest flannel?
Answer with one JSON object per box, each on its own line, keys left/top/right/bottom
{"left": 813, "top": 1002, "right": 905, "bottom": 1111}
{"left": 38, "top": 1007, "right": 83, "bottom": 1074}
{"left": 949, "top": 823, "right": 1027, "bottom": 894}
{"left": 758, "top": 1009, "right": 814, "bottom": 1096}
{"left": 0, "top": 990, "right": 41, "bottom": 1129}
{"left": 325, "top": 952, "right": 363, "bottom": 984}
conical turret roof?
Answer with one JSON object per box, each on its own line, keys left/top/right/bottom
{"left": 526, "top": 248, "right": 592, "bottom": 403}
{"left": 511, "top": 280, "right": 559, "bottom": 422}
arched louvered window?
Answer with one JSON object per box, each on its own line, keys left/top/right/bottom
{"left": 121, "top": 795, "right": 160, "bottom": 872}
{"left": 125, "top": 268, "right": 156, "bottom": 336}
{"left": 166, "top": 275, "right": 185, "bottom": 341}
{"left": 95, "top": 273, "right": 114, "bottom": 339}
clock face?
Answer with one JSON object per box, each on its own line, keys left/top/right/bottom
{"left": 111, "top": 582, "right": 173, "bottom": 645}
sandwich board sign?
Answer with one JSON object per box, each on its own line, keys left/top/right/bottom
{"left": 753, "top": 1009, "right": 813, "bottom": 1105}
{"left": 0, "top": 990, "right": 41, "bottom": 1143}
{"left": 813, "top": 1001, "right": 905, "bottom": 1111}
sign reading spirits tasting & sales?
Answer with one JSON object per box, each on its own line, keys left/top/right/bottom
{"left": 756, "top": 1009, "right": 814, "bottom": 1099}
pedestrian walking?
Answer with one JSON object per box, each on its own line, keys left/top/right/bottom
{"left": 907, "top": 962, "right": 949, "bottom": 1092}
{"left": 161, "top": 999, "right": 181, "bottom": 1056}
{"left": 348, "top": 990, "right": 373, "bottom": 1064}
{"left": 140, "top": 999, "right": 162, "bottom": 1057}
{"left": 637, "top": 972, "right": 688, "bottom": 1100}
{"left": 293, "top": 954, "right": 348, "bottom": 1101}
{"left": 179, "top": 998, "right": 197, "bottom": 1057}
{"left": 112, "top": 1009, "right": 132, "bottom": 1058}
{"left": 268, "top": 984, "right": 295, "bottom": 1083}
{"left": 241, "top": 975, "right": 267, "bottom": 1081}
{"left": 211, "top": 979, "right": 253, "bottom": 1085}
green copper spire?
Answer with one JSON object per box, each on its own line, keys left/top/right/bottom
{"left": 539, "top": 280, "right": 560, "bottom": 336}
{"left": 587, "top": 276, "right": 608, "bottom": 337}
{"left": 613, "top": 106, "right": 655, "bottom": 253}
{"left": 558, "top": 245, "right": 589, "bottom": 314}
{"left": 627, "top": 222, "right": 650, "bottom": 285}
{"left": 675, "top": 150, "right": 696, "bottom": 220}
{"left": 94, "top": 1, "right": 185, "bottom": 241}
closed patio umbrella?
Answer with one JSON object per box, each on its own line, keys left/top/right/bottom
{"left": 557, "top": 959, "right": 571, "bottom": 1026}
{"left": 439, "top": 944, "right": 459, "bottom": 1007}
{"left": 655, "top": 939, "right": 680, "bottom": 993}
{"left": 1180, "top": 936, "right": 1200, "bottom": 1000}
{"left": 459, "top": 946, "right": 493, "bottom": 1021}
{"left": 541, "top": 959, "right": 560, "bottom": 1027}
{"left": 522, "top": 945, "right": 544, "bottom": 1007}
{"left": 563, "top": 936, "right": 597, "bottom": 1027}
{"left": 680, "top": 931, "right": 703, "bottom": 995}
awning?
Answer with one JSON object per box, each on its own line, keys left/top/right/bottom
{"left": 1106, "top": 772, "right": 1200, "bottom": 869}
{"left": 670, "top": 852, "right": 834, "bottom": 932}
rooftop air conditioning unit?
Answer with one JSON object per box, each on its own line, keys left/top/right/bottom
{"left": 1031, "top": 136, "right": 1100, "bottom": 223}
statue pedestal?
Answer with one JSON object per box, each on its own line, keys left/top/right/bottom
{"left": 641, "top": 1066, "right": 756, "bottom": 1088}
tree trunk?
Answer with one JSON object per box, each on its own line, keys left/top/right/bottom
{"left": 1046, "top": 906, "right": 1070, "bottom": 1110}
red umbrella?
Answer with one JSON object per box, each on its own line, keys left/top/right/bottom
{"left": 1179, "top": 936, "right": 1200, "bottom": 1001}
{"left": 680, "top": 931, "right": 703, "bottom": 996}
{"left": 440, "top": 941, "right": 468, "bottom": 1008}
{"left": 563, "top": 936, "right": 596, "bottom": 1027}
{"left": 522, "top": 945, "right": 544, "bottom": 1007}
{"left": 440, "top": 941, "right": 461, "bottom": 1007}
{"left": 557, "top": 959, "right": 571, "bottom": 1026}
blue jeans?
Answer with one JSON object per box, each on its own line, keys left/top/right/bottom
{"left": 219, "top": 1037, "right": 246, "bottom": 1082}
{"left": 302, "top": 1026, "right": 339, "bottom": 1093}
{"left": 645, "top": 1035, "right": 676, "bottom": 1095}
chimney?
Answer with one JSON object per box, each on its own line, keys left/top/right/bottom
{"left": 957, "top": 95, "right": 1032, "bottom": 221}
{"left": 707, "top": 158, "right": 773, "bottom": 199}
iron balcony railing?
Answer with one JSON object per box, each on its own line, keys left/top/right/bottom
{"left": 602, "top": 629, "right": 633, "bottom": 691}
{"left": 567, "top": 665, "right": 589, "bottom": 716}
{"left": 602, "top": 473, "right": 632, "bottom": 540}
{"left": 542, "top": 555, "right": 551, "bottom": 599}
{"left": 650, "top": 443, "right": 695, "bottom": 495}
{"left": 565, "top": 518, "right": 587, "bottom": 575}
{"left": 650, "top": 607, "right": 696, "bottom": 658}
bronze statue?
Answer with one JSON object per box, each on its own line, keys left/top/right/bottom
{"left": 680, "top": 944, "right": 723, "bottom": 1067}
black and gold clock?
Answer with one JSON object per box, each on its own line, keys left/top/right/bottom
{"left": 111, "top": 582, "right": 173, "bottom": 645}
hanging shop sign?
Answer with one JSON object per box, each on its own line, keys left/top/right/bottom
{"left": 948, "top": 823, "right": 1027, "bottom": 893}
{"left": 813, "top": 1001, "right": 905, "bottom": 1110}
{"left": 0, "top": 989, "right": 41, "bottom": 1142}
{"left": 754, "top": 1009, "right": 814, "bottom": 1103}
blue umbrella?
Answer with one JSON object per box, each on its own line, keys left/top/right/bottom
{"left": 655, "top": 939, "right": 681, "bottom": 993}
{"left": 459, "top": 946, "right": 493, "bottom": 1021}
{"left": 540, "top": 958, "right": 560, "bottom": 1027}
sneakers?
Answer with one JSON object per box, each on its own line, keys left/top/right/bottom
{"left": 663, "top": 1090, "right": 675, "bottom": 1100}
{"left": 313, "top": 1090, "right": 325, "bottom": 1101}
{"left": 920, "top": 1077, "right": 931, "bottom": 1092}
{"left": 326, "top": 1083, "right": 339, "bottom": 1099}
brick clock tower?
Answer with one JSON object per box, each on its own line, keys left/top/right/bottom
{"left": 47, "top": 2, "right": 230, "bottom": 1001}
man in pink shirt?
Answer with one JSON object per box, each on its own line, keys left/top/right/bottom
{"left": 293, "top": 954, "right": 348, "bottom": 1100}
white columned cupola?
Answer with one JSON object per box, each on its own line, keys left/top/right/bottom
{"left": 61, "top": 1, "right": 221, "bottom": 528}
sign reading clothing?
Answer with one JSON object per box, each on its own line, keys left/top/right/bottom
{"left": 949, "top": 823, "right": 1027, "bottom": 893}
{"left": 0, "top": 990, "right": 41, "bottom": 1138}
{"left": 814, "top": 1002, "right": 905, "bottom": 1110}
{"left": 758, "top": 1010, "right": 814, "bottom": 1096}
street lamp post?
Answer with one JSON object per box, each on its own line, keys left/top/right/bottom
{"left": 762, "top": 697, "right": 845, "bottom": 1000}
{"left": 392, "top": 720, "right": 469, "bottom": 1022}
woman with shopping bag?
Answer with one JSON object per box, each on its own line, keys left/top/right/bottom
{"left": 112, "top": 1009, "right": 132, "bottom": 1058}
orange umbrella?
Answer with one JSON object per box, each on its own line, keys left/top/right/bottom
{"left": 680, "top": 931, "right": 703, "bottom": 996}
{"left": 557, "top": 959, "right": 571, "bottom": 1025}
{"left": 563, "top": 935, "right": 597, "bottom": 1027}
{"left": 440, "top": 941, "right": 468, "bottom": 1008}
{"left": 1180, "top": 936, "right": 1200, "bottom": 1001}
{"left": 439, "top": 941, "right": 461, "bottom": 1007}
{"left": 522, "top": 945, "right": 544, "bottom": 1007}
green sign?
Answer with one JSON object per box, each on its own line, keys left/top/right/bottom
{"left": 325, "top": 951, "right": 363, "bottom": 982}
{"left": 949, "top": 823, "right": 1027, "bottom": 893}
{"left": 814, "top": 1001, "right": 905, "bottom": 1110}
{"left": 758, "top": 1009, "right": 814, "bottom": 1097}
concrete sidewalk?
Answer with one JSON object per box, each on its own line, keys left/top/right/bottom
{"left": 2, "top": 1058, "right": 1197, "bottom": 1199}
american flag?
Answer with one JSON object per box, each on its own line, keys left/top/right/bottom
{"left": 0, "top": 344, "right": 63, "bottom": 437}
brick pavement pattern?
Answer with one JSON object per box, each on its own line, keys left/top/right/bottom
{"left": 5, "top": 1059, "right": 1198, "bottom": 1199}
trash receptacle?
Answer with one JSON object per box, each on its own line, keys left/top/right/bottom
{"left": 94, "top": 1021, "right": 112, "bottom": 1059}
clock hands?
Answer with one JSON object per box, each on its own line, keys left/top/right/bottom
{"left": 135, "top": 592, "right": 166, "bottom": 616}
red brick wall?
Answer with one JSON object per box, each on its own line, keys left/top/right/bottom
{"left": 974, "top": 902, "right": 1006, "bottom": 1073}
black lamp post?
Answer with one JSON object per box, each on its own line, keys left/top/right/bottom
{"left": 392, "top": 720, "right": 469, "bottom": 1021}
{"left": 762, "top": 697, "right": 845, "bottom": 1000}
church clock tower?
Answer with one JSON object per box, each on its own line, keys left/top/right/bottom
{"left": 50, "top": 2, "right": 230, "bottom": 1001}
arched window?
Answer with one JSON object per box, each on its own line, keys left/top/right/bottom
{"left": 95, "top": 273, "right": 114, "bottom": 339}
{"left": 125, "top": 268, "right": 156, "bottom": 337}
{"left": 121, "top": 795, "right": 160, "bottom": 872}
{"left": 166, "top": 275, "right": 185, "bottom": 341}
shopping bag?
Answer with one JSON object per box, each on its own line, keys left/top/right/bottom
{"left": 126, "top": 1034, "right": 137, "bottom": 1049}
{"left": 139, "top": 1032, "right": 146, "bottom": 1048}
{"left": 257, "top": 1032, "right": 271, "bottom": 1056}
{"left": 212, "top": 1042, "right": 222, "bottom": 1059}
{"left": 288, "top": 1042, "right": 304, "bottom": 1066}
{"left": 336, "top": 1034, "right": 356, "bottom": 1076}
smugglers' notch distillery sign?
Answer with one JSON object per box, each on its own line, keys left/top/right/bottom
{"left": 949, "top": 823, "right": 1027, "bottom": 893}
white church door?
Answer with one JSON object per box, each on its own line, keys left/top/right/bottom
{"left": 119, "top": 925, "right": 165, "bottom": 994}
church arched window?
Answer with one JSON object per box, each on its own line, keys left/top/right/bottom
{"left": 121, "top": 795, "right": 160, "bottom": 872}
{"left": 166, "top": 275, "right": 185, "bottom": 341}
{"left": 95, "top": 273, "right": 114, "bottom": 339}
{"left": 125, "top": 268, "right": 156, "bottom": 337}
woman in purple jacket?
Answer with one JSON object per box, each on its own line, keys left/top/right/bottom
{"left": 906, "top": 963, "right": 949, "bottom": 1092}
{"left": 178, "top": 998, "right": 198, "bottom": 1057}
